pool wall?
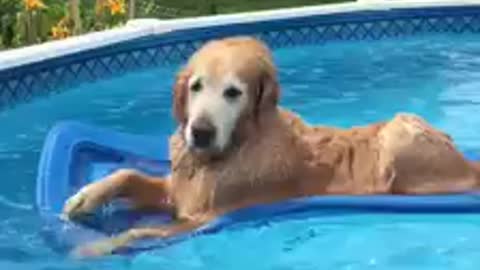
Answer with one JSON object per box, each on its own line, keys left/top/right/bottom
{"left": 1, "top": 0, "right": 480, "bottom": 111}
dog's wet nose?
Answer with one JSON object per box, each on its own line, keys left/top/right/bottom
{"left": 191, "top": 117, "right": 216, "bottom": 148}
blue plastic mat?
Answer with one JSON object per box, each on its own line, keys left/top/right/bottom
{"left": 35, "top": 121, "right": 480, "bottom": 255}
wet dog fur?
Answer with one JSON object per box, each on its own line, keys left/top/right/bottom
{"left": 63, "top": 36, "right": 480, "bottom": 257}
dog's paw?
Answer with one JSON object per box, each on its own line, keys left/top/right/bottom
{"left": 70, "top": 232, "right": 134, "bottom": 259}
{"left": 70, "top": 239, "right": 116, "bottom": 258}
{"left": 62, "top": 185, "right": 102, "bottom": 220}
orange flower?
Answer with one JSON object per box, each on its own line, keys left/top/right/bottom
{"left": 24, "top": 0, "right": 47, "bottom": 11}
{"left": 107, "top": 0, "right": 125, "bottom": 15}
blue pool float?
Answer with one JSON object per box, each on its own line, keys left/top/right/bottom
{"left": 36, "top": 121, "right": 480, "bottom": 255}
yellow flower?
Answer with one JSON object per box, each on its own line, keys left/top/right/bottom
{"left": 107, "top": 0, "right": 125, "bottom": 15}
{"left": 51, "top": 19, "right": 70, "bottom": 40}
{"left": 24, "top": 0, "right": 47, "bottom": 11}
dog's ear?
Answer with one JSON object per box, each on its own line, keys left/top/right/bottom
{"left": 173, "top": 67, "right": 192, "bottom": 124}
{"left": 254, "top": 71, "right": 280, "bottom": 118}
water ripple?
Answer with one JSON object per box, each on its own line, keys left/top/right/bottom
{"left": 0, "top": 196, "right": 33, "bottom": 211}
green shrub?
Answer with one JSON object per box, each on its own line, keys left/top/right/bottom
{"left": 0, "top": 0, "right": 348, "bottom": 50}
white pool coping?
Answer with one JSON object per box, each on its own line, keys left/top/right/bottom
{"left": 0, "top": 0, "right": 479, "bottom": 72}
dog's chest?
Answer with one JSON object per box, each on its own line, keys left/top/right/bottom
{"left": 169, "top": 147, "right": 299, "bottom": 217}
{"left": 170, "top": 164, "right": 257, "bottom": 217}
{"left": 170, "top": 167, "right": 216, "bottom": 217}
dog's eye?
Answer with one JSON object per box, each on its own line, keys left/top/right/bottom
{"left": 190, "top": 80, "right": 202, "bottom": 92}
{"left": 224, "top": 87, "right": 242, "bottom": 99}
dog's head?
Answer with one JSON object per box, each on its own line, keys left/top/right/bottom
{"left": 173, "top": 36, "right": 279, "bottom": 156}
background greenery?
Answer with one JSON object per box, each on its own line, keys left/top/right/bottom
{"left": 135, "top": 0, "right": 349, "bottom": 18}
{"left": 0, "top": 0, "right": 349, "bottom": 50}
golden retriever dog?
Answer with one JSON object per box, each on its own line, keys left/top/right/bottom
{"left": 63, "top": 36, "right": 480, "bottom": 257}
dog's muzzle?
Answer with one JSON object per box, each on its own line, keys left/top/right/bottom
{"left": 190, "top": 117, "right": 216, "bottom": 149}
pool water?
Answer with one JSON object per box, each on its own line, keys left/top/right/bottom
{"left": 2, "top": 33, "right": 480, "bottom": 269}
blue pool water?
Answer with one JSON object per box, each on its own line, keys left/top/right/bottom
{"left": 2, "top": 33, "right": 480, "bottom": 269}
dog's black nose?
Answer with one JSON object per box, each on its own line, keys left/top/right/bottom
{"left": 191, "top": 118, "right": 216, "bottom": 148}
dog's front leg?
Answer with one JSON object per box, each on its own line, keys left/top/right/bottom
{"left": 63, "top": 169, "right": 172, "bottom": 220}
{"left": 71, "top": 213, "right": 216, "bottom": 258}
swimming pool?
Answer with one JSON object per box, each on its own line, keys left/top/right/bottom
{"left": 2, "top": 2, "right": 480, "bottom": 269}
